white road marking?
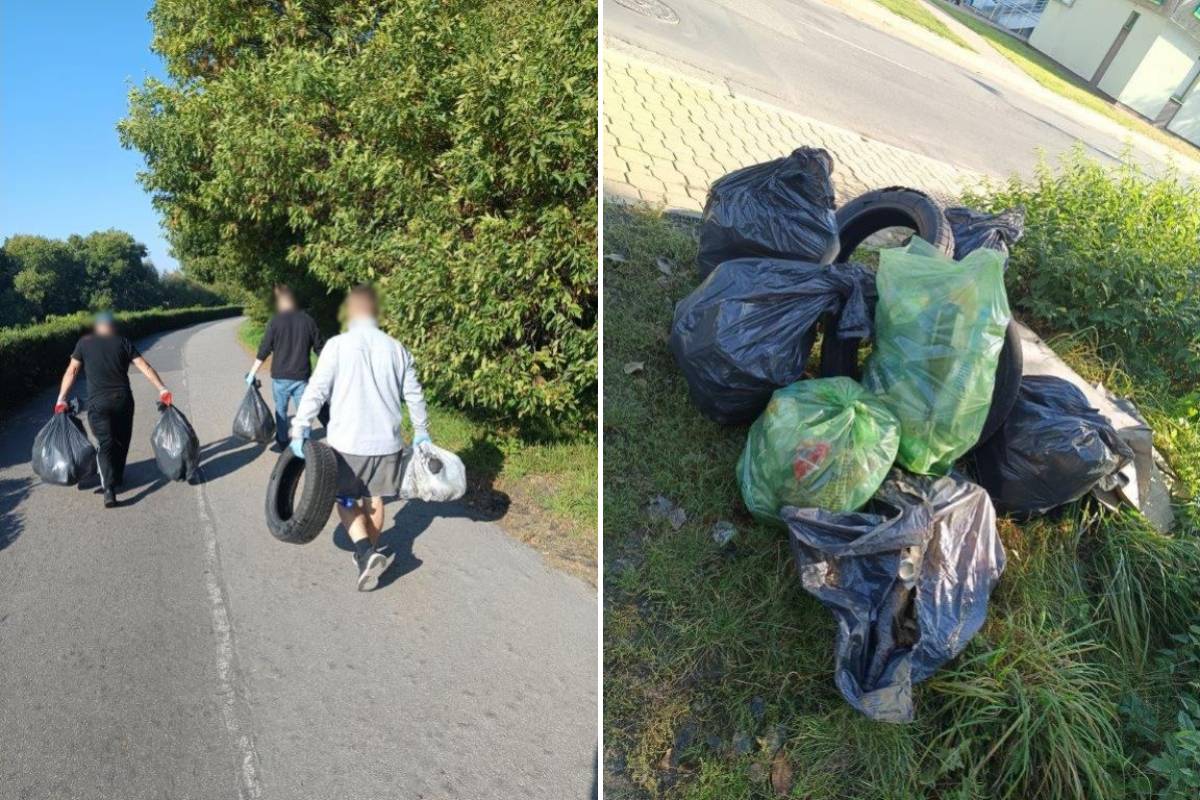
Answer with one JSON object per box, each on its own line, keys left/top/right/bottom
{"left": 182, "top": 338, "right": 265, "bottom": 800}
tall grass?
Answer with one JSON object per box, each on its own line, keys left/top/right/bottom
{"left": 927, "top": 620, "right": 1123, "bottom": 800}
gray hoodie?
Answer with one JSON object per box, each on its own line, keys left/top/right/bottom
{"left": 291, "top": 317, "right": 429, "bottom": 456}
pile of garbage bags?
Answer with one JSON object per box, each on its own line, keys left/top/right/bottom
{"left": 672, "top": 149, "right": 1163, "bottom": 720}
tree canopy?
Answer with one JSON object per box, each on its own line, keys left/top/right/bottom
{"left": 121, "top": 0, "right": 598, "bottom": 432}
{"left": 0, "top": 230, "right": 225, "bottom": 328}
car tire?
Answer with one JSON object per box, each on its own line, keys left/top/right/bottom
{"left": 975, "top": 321, "right": 1023, "bottom": 448}
{"left": 832, "top": 186, "right": 955, "bottom": 263}
{"left": 265, "top": 439, "right": 338, "bottom": 544}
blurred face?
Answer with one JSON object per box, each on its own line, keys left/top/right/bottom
{"left": 275, "top": 292, "right": 295, "bottom": 312}
{"left": 346, "top": 294, "right": 376, "bottom": 321}
{"left": 95, "top": 321, "right": 115, "bottom": 337}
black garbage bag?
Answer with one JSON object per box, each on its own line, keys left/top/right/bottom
{"left": 697, "top": 147, "right": 840, "bottom": 278}
{"left": 783, "top": 472, "right": 1005, "bottom": 723}
{"left": 974, "top": 375, "right": 1133, "bottom": 516}
{"left": 670, "top": 258, "right": 876, "bottom": 424}
{"left": 233, "top": 380, "right": 276, "bottom": 443}
{"left": 151, "top": 403, "right": 200, "bottom": 482}
{"left": 945, "top": 206, "right": 1025, "bottom": 263}
{"left": 31, "top": 403, "right": 96, "bottom": 486}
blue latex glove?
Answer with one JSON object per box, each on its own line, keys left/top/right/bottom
{"left": 412, "top": 433, "right": 432, "bottom": 448}
{"left": 291, "top": 427, "right": 309, "bottom": 459}
{"left": 245, "top": 372, "right": 255, "bottom": 386}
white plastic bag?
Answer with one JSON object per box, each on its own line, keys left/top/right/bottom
{"left": 401, "top": 442, "right": 467, "bottom": 502}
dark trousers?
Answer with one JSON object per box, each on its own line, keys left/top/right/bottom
{"left": 89, "top": 392, "right": 135, "bottom": 489}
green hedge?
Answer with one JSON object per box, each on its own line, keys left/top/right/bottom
{"left": 0, "top": 305, "right": 241, "bottom": 415}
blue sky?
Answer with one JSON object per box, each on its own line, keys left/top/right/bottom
{"left": 1, "top": 1, "right": 177, "bottom": 271}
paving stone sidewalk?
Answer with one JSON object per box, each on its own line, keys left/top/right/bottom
{"left": 603, "top": 49, "right": 990, "bottom": 211}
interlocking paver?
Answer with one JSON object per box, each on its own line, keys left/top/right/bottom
{"left": 603, "top": 50, "right": 988, "bottom": 210}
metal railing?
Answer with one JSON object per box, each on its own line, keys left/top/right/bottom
{"left": 1163, "top": 1, "right": 1200, "bottom": 42}
{"left": 958, "top": 0, "right": 1049, "bottom": 35}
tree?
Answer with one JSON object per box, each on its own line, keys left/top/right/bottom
{"left": 121, "top": 0, "right": 597, "bottom": 431}
{"left": 2, "top": 235, "right": 86, "bottom": 319}
{"left": 71, "top": 230, "right": 162, "bottom": 310}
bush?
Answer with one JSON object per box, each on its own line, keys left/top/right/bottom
{"left": 0, "top": 305, "right": 240, "bottom": 415}
{"left": 963, "top": 148, "right": 1200, "bottom": 388}
{"left": 120, "top": 0, "right": 597, "bottom": 434}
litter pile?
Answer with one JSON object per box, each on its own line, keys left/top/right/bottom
{"left": 672, "top": 147, "right": 1172, "bottom": 722}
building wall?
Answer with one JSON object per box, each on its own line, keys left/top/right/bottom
{"left": 1029, "top": 0, "right": 1200, "bottom": 144}
{"left": 1097, "top": 10, "right": 1163, "bottom": 98}
{"left": 1113, "top": 25, "right": 1198, "bottom": 118}
{"left": 1029, "top": 0, "right": 1139, "bottom": 80}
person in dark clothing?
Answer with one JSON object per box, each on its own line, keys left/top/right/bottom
{"left": 246, "top": 285, "right": 325, "bottom": 450}
{"left": 55, "top": 312, "right": 172, "bottom": 508}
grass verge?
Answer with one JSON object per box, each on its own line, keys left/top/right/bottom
{"left": 934, "top": 1, "right": 1200, "bottom": 163}
{"left": 602, "top": 200, "right": 1200, "bottom": 799}
{"left": 238, "top": 319, "right": 597, "bottom": 583}
{"left": 872, "top": 0, "right": 974, "bottom": 51}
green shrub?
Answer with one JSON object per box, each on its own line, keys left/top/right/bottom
{"left": 0, "top": 305, "right": 240, "bottom": 415}
{"left": 963, "top": 148, "right": 1200, "bottom": 388}
{"left": 120, "top": 0, "right": 597, "bottom": 434}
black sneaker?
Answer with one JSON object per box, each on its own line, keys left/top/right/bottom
{"left": 270, "top": 441, "right": 287, "bottom": 454}
{"left": 103, "top": 489, "right": 118, "bottom": 508}
{"left": 355, "top": 548, "right": 389, "bottom": 592}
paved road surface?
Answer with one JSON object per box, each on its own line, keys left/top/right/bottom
{"left": 0, "top": 317, "right": 597, "bottom": 800}
{"left": 606, "top": 0, "right": 1164, "bottom": 177}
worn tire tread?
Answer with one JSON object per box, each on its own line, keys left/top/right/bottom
{"left": 265, "top": 439, "right": 338, "bottom": 544}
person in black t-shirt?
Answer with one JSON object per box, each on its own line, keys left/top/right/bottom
{"left": 245, "top": 284, "right": 325, "bottom": 451}
{"left": 55, "top": 312, "right": 172, "bottom": 508}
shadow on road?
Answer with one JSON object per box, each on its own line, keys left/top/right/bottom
{"left": 0, "top": 477, "right": 31, "bottom": 552}
{"left": 114, "top": 456, "right": 169, "bottom": 506}
{"left": 198, "top": 436, "right": 267, "bottom": 483}
{"left": 332, "top": 502, "right": 430, "bottom": 590}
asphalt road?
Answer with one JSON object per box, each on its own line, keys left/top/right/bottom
{"left": 0, "top": 317, "right": 598, "bottom": 800}
{"left": 605, "top": 0, "right": 1166, "bottom": 177}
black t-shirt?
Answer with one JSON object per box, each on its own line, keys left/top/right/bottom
{"left": 256, "top": 310, "right": 324, "bottom": 380}
{"left": 71, "top": 334, "right": 140, "bottom": 398}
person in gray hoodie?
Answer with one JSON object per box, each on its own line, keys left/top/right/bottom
{"left": 289, "top": 284, "right": 432, "bottom": 591}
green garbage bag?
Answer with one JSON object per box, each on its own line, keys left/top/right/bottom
{"left": 737, "top": 377, "right": 900, "bottom": 522}
{"left": 864, "top": 238, "right": 1011, "bottom": 476}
